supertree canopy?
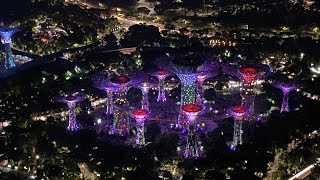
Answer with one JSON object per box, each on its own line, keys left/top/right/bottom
{"left": 178, "top": 103, "right": 204, "bottom": 159}
{"left": 222, "top": 61, "right": 272, "bottom": 119}
{"left": 110, "top": 75, "right": 131, "bottom": 105}
{"left": 229, "top": 106, "right": 246, "bottom": 150}
{"left": 0, "top": 27, "right": 20, "bottom": 69}
{"left": 57, "top": 92, "right": 86, "bottom": 131}
{"left": 132, "top": 108, "right": 148, "bottom": 146}
{"left": 93, "top": 72, "right": 117, "bottom": 115}
{"left": 271, "top": 78, "right": 299, "bottom": 112}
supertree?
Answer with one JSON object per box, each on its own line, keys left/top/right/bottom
{"left": 222, "top": 61, "right": 271, "bottom": 119}
{"left": 177, "top": 103, "right": 204, "bottom": 159}
{"left": 156, "top": 53, "right": 219, "bottom": 129}
{"left": 92, "top": 72, "right": 117, "bottom": 115}
{"left": 132, "top": 108, "right": 148, "bottom": 147}
{"left": 0, "top": 27, "right": 20, "bottom": 69}
{"left": 229, "top": 106, "right": 246, "bottom": 150}
{"left": 196, "top": 71, "right": 219, "bottom": 106}
{"left": 57, "top": 92, "right": 86, "bottom": 131}
{"left": 272, "top": 78, "right": 298, "bottom": 112}
{"left": 151, "top": 70, "right": 170, "bottom": 102}
{"left": 108, "top": 75, "right": 132, "bottom": 136}
{"left": 131, "top": 71, "right": 157, "bottom": 111}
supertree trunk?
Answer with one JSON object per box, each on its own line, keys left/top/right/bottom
{"left": 106, "top": 89, "right": 114, "bottom": 115}
{"left": 136, "top": 121, "right": 145, "bottom": 146}
{"left": 232, "top": 120, "right": 242, "bottom": 150}
{"left": 196, "top": 81, "right": 204, "bottom": 106}
{"left": 67, "top": 102, "right": 78, "bottom": 131}
{"left": 157, "top": 78, "right": 166, "bottom": 102}
{"left": 281, "top": 91, "right": 290, "bottom": 112}
{"left": 4, "top": 42, "right": 15, "bottom": 69}
{"left": 142, "top": 90, "right": 149, "bottom": 111}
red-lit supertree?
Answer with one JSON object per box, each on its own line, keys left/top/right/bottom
{"left": 132, "top": 108, "right": 148, "bottom": 146}
{"left": 222, "top": 61, "right": 271, "bottom": 119}
{"left": 228, "top": 106, "right": 246, "bottom": 150}
{"left": 177, "top": 103, "right": 204, "bottom": 159}
{"left": 271, "top": 78, "right": 299, "bottom": 112}
{"left": 57, "top": 92, "right": 86, "bottom": 131}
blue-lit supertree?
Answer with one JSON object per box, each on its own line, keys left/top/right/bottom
{"left": 222, "top": 61, "right": 271, "bottom": 119}
{"left": 156, "top": 53, "right": 219, "bottom": 130}
{"left": 57, "top": 92, "right": 86, "bottom": 131}
{"left": 271, "top": 78, "right": 299, "bottom": 112}
{"left": 0, "top": 27, "right": 20, "bottom": 69}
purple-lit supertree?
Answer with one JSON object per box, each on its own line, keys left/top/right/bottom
{"left": 92, "top": 72, "right": 117, "bottom": 115}
{"left": 0, "top": 27, "right": 20, "bottom": 69}
{"left": 156, "top": 54, "right": 219, "bottom": 129}
{"left": 228, "top": 106, "right": 246, "bottom": 150}
{"left": 132, "top": 108, "right": 148, "bottom": 146}
{"left": 196, "top": 71, "right": 219, "bottom": 106}
{"left": 272, "top": 79, "right": 298, "bottom": 112}
{"left": 132, "top": 71, "right": 157, "bottom": 111}
{"left": 177, "top": 104, "right": 204, "bottom": 159}
{"left": 109, "top": 75, "right": 132, "bottom": 136}
{"left": 222, "top": 61, "right": 271, "bottom": 119}
{"left": 58, "top": 92, "right": 86, "bottom": 131}
{"left": 151, "top": 70, "right": 170, "bottom": 102}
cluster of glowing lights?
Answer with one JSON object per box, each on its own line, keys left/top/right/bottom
{"left": 310, "top": 66, "right": 320, "bottom": 74}
{"left": 239, "top": 67, "right": 258, "bottom": 83}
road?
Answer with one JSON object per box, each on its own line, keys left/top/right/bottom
{"left": 114, "top": 15, "right": 164, "bottom": 30}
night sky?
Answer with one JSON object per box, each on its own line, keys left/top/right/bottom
{"left": 0, "top": 0, "right": 29, "bottom": 22}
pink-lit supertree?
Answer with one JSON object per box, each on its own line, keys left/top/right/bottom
{"left": 109, "top": 75, "right": 132, "bottom": 136}
{"left": 132, "top": 71, "right": 157, "bottom": 111}
{"left": 177, "top": 103, "right": 204, "bottom": 159}
{"left": 58, "top": 92, "right": 86, "bottom": 131}
{"left": 222, "top": 61, "right": 271, "bottom": 119}
{"left": 228, "top": 106, "right": 246, "bottom": 150}
{"left": 151, "top": 70, "right": 170, "bottom": 102}
{"left": 132, "top": 108, "right": 148, "bottom": 146}
{"left": 196, "top": 71, "right": 219, "bottom": 106}
{"left": 272, "top": 79, "right": 298, "bottom": 112}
